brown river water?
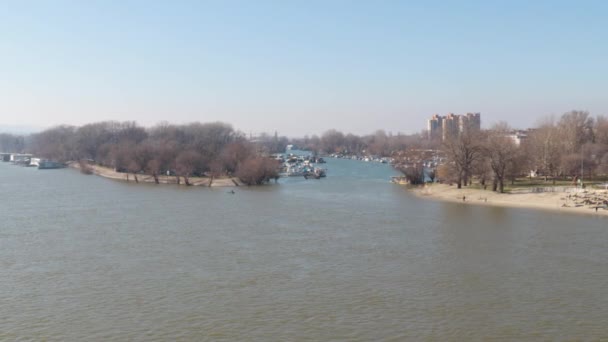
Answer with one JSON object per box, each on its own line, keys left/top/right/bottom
{"left": 1, "top": 157, "right": 607, "bottom": 341}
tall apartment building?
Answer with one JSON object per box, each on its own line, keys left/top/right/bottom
{"left": 459, "top": 112, "right": 481, "bottom": 134}
{"left": 427, "top": 112, "right": 481, "bottom": 140}
{"left": 427, "top": 114, "right": 443, "bottom": 140}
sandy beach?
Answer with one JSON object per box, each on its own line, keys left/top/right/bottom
{"left": 411, "top": 183, "right": 608, "bottom": 217}
{"left": 70, "top": 163, "right": 244, "bottom": 187}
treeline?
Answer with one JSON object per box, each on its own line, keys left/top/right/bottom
{"left": 438, "top": 110, "right": 608, "bottom": 192}
{"left": 291, "top": 129, "right": 428, "bottom": 156}
{"left": 14, "top": 121, "right": 282, "bottom": 185}
{"left": 0, "top": 133, "right": 26, "bottom": 153}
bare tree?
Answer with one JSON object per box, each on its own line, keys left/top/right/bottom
{"left": 442, "top": 129, "right": 484, "bottom": 188}
{"left": 593, "top": 115, "right": 608, "bottom": 145}
{"left": 436, "top": 163, "right": 458, "bottom": 185}
{"left": 557, "top": 110, "right": 594, "bottom": 154}
{"left": 472, "top": 157, "right": 491, "bottom": 189}
{"left": 367, "top": 130, "right": 390, "bottom": 156}
{"left": 236, "top": 157, "right": 279, "bottom": 185}
{"left": 29, "top": 125, "right": 77, "bottom": 162}
{"left": 598, "top": 153, "right": 608, "bottom": 175}
{"left": 0, "top": 133, "right": 26, "bottom": 153}
{"left": 145, "top": 159, "right": 162, "bottom": 184}
{"left": 484, "top": 123, "right": 518, "bottom": 193}
{"left": 175, "top": 150, "right": 202, "bottom": 186}
{"left": 400, "top": 165, "right": 425, "bottom": 184}
{"left": 220, "top": 141, "right": 253, "bottom": 174}
{"left": 524, "top": 118, "right": 561, "bottom": 183}
{"left": 320, "top": 129, "right": 346, "bottom": 154}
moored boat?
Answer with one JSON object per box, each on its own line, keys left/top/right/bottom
{"left": 38, "top": 160, "right": 66, "bottom": 169}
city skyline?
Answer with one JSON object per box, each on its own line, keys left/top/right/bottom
{"left": 1, "top": 1, "right": 607, "bottom": 136}
{"left": 427, "top": 112, "right": 481, "bottom": 141}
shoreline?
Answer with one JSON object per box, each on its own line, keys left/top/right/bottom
{"left": 409, "top": 183, "right": 608, "bottom": 217}
{"left": 70, "top": 163, "right": 243, "bottom": 187}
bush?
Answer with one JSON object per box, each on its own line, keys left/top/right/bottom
{"left": 236, "top": 157, "right": 279, "bottom": 185}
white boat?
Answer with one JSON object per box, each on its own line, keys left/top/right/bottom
{"left": 29, "top": 158, "right": 40, "bottom": 167}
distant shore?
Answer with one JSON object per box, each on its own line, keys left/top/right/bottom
{"left": 410, "top": 183, "right": 608, "bottom": 217}
{"left": 69, "top": 162, "right": 243, "bottom": 187}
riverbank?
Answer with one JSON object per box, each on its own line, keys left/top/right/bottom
{"left": 70, "top": 162, "right": 243, "bottom": 187}
{"left": 411, "top": 183, "right": 608, "bottom": 217}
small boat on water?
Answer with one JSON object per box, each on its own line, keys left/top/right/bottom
{"left": 38, "top": 160, "right": 66, "bottom": 169}
{"left": 278, "top": 153, "right": 328, "bottom": 179}
{"left": 29, "top": 158, "right": 40, "bottom": 167}
{"left": 303, "top": 167, "right": 326, "bottom": 179}
{"left": 281, "top": 163, "right": 306, "bottom": 177}
{"left": 390, "top": 176, "right": 409, "bottom": 185}
{"left": 10, "top": 153, "right": 33, "bottom": 166}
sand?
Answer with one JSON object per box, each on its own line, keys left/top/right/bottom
{"left": 411, "top": 183, "right": 608, "bottom": 217}
{"left": 70, "top": 162, "right": 243, "bottom": 187}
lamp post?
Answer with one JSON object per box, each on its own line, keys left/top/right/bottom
{"left": 580, "top": 147, "right": 584, "bottom": 189}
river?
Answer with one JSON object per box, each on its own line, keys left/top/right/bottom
{"left": 1, "top": 157, "right": 607, "bottom": 340}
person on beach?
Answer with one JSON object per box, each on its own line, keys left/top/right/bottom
{"left": 462, "top": 195, "right": 466, "bottom": 202}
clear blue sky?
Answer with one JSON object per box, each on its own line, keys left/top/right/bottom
{"left": 1, "top": 0, "right": 607, "bottom": 136}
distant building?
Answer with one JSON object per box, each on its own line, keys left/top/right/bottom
{"left": 459, "top": 112, "right": 481, "bottom": 134}
{"left": 427, "top": 114, "right": 443, "bottom": 140}
{"left": 427, "top": 112, "right": 481, "bottom": 140}
{"left": 442, "top": 113, "right": 460, "bottom": 140}
{"left": 505, "top": 130, "right": 529, "bottom": 146}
